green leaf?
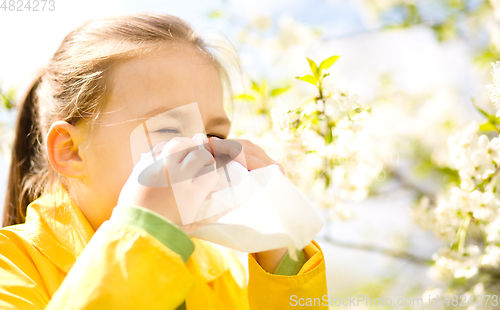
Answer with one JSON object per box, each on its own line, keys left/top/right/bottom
{"left": 472, "top": 98, "right": 500, "bottom": 130}
{"left": 479, "top": 121, "right": 498, "bottom": 132}
{"left": 436, "top": 167, "right": 460, "bottom": 184}
{"left": 234, "top": 94, "right": 256, "bottom": 101}
{"left": 319, "top": 55, "right": 340, "bottom": 72}
{"left": 0, "top": 89, "right": 13, "bottom": 110}
{"left": 297, "top": 121, "right": 307, "bottom": 132}
{"left": 260, "top": 80, "right": 268, "bottom": 97}
{"left": 296, "top": 74, "right": 317, "bottom": 86}
{"left": 325, "top": 128, "right": 333, "bottom": 144}
{"left": 271, "top": 86, "right": 290, "bottom": 97}
{"left": 251, "top": 81, "right": 260, "bottom": 93}
{"left": 307, "top": 58, "right": 319, "bottom": 79}
{"left": 207, "top": 10, "right": 223, "bottom": 19}
{"left": 472, "top": 98, "right": 490, "bottom": 118}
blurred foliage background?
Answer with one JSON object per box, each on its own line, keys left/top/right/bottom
{"left": 2, "top": 0, "right": 500, "bottom": 308}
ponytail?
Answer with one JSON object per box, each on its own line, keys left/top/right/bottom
{"left": 2, "top": 77, "right": 45, "bottom": 227}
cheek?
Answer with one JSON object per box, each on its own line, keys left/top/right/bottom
{"left": 86, "top": 127, "right": 135, "bottom": 198}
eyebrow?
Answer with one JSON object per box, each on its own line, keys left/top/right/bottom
{"left": 141, "top": 107, "right": 181, "bottom": 119}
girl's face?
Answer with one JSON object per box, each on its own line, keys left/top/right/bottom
{"left": 73, "top": 43, "right": 231, "bottom": 230}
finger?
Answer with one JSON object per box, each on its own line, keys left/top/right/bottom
{"left": 135, "top": 141, "right": 168, "bottom": 165}
{"left": 211, "top": 138, "right": 281, "bottom": 172}
{"left": 271, "top": 161, "right": 285, "bottom": 174}
{"left": 180, "top": 149, "right": 215, "bottom": 177}
{"left": 192, "top": 133, "right": 209, "bottom": 146}
{"left": 160, "top": 137, "right": 199, "bottom": 164}
{"left": 226, "top": 138, "right": 273, "bottom": 162}
{"left": 132, "top": 150, "right": 157, "bottom": 173}
{"left": 228, "top": 145, "right": 260, "bottom": 170}
{"left": 208, "top": 137, "right": 244, "bottom": 158}
{"left": 245, "top": 155, "right": 267, "bottom": 171}
{"left": 230, "top": 152, "right": 267, "bottom": 171}
{"left": 227, "top": 139, "right": 263, "bottom": 152}
{"left": 233, "top": 139, "right": 280, "bottom": 167}
{"left": 134, "top": 151, "right": 171, "bottom": 188}
{"left": 229, "top": 147, "right": 247, "bottom": 168}
{"left": 227, "top": 142, "right": 273, "bottom": 168}
{"left": 167, "top": 149, "right": 214, "bottom": 184}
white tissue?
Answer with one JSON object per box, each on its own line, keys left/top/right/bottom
{"left": 188, "top": 160, "right": 324, "bottom": 260}
{"left": 134, "top": 132, "right": 324, "bottom": 259}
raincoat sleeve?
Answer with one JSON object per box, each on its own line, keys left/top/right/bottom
{"left": 47, "top": 205, "right": 195, "bottom": 310}
{"left": 248, "top": 240, "right": 329, "bottom": 309}
{"left": 0, "top": 205, "right": 196, "bottom": 310}
{"left": 273, "top": 248, "right": 309, "bottom": 276}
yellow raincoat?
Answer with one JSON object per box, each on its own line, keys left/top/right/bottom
{"left": 0, "top": 189, "right": 328, "bottom": 309}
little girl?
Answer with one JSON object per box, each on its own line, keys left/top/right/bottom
{"left": 0, "top": 13, "right": 327, "bottom": 309}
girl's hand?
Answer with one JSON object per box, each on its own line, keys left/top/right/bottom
{"left": 207, "top": 137, "right": 289, "bottom": 273}
{"left": 207, "top": 137, "right": 285, "bottom": 175}
{"left": 117, "top": 136, "right": 220, "bottom": 234}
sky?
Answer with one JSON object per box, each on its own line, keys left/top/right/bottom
{"left": 0, "top": 0, "right": 371, "bottom": 92}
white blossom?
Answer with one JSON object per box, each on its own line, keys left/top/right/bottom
{"left": 485, "top": 216, "right": 500, "bottom": 243}
{"left": 489, "top": 136, "right": 500, "bottom": 164}
{"left": 481, "top": 244, "right": 500, "bottom": 267}
{"left": 486, "top": 61, "right": 500, "bottom": 116}
{"left": 490, "top": 0, "right": 500, "bottom": 21}
{"left": 448, "top": 123, "right": 498, "bottom": 181}
{"left": 324, "top": 79, "right": 359, "bottom": 112}
{"left": 270, "top": 100, "right": 294, "bottom": 141}
{"left": 249, "top": 14, "right": 272, "bottom": 31}
{"left": 276, "top": 14, "right": 317, "bottom": 50}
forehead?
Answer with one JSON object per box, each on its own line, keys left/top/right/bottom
{"left": 103, "top": 44, "right": 224, "bottom": 124}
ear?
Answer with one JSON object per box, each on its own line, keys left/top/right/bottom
{"left": 46, "top": 120, "right": 86, "bottom": 178}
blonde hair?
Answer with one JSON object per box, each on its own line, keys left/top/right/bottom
{"left": 3, "top": 12, "right": 239, "bottom": 227}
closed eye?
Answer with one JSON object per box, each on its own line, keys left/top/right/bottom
{"left": 154, "top": 128, "right": 181, "bottom": 134}
{"left": 152, "top": 129, "right": 225, "bottom": 139}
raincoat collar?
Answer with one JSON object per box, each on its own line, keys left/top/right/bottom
{"left": 24, "top": 188, "right": 94, "bottom": 273}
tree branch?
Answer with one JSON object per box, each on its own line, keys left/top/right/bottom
{"left": 319, "top": 235, "right": 433, "bottom": 265}
{"left": 387, "top": 167, "right": 436, "bottom": 204}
